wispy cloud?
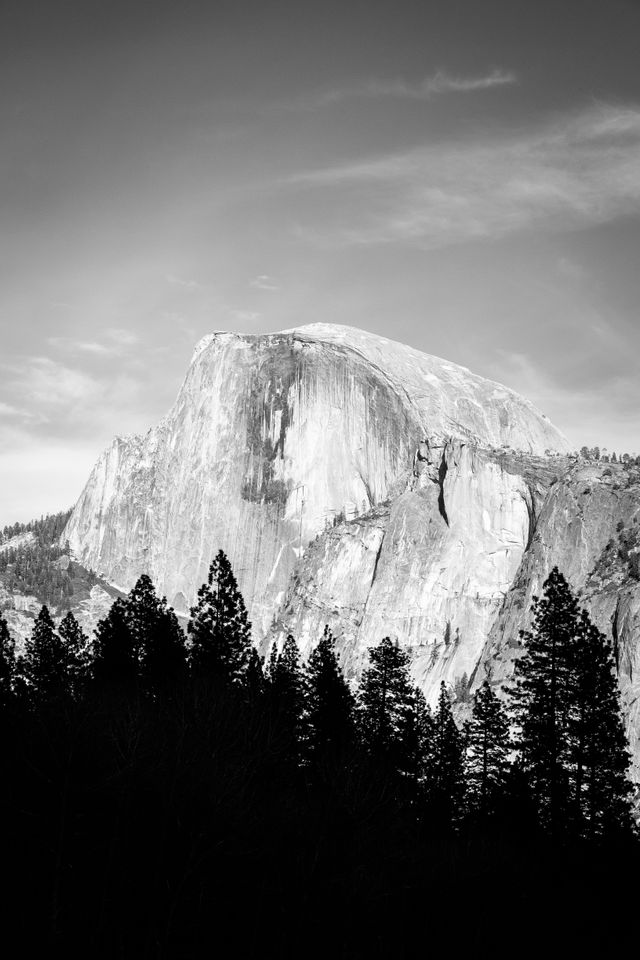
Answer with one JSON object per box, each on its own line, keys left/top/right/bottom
{"left": 47, "top": 328, "right": 139, "bottom": 357}
{"left": 48, "top": 337, "right": 112, "bottom": 356}
{"left": 250, "top": 274, "right": 280, "bottom": 291}
{"left": 18, "top": 358, "right": 101, "bottom": 408}
{"left": 166, "top": 274, "right": 201, "bottom": 291}
{"left": 105, "top": 327, "right": 139, "bottom": 347}
{"left": 0, "top": 401, "right": 34, "bottom": 420}
{"left": 285, "top": 104, "right": 640, "bottom": 248}
{"left": 231, "top": 309, "right": 261, "bottom": 323}
{"left": 293, "top": 69, "right": 516, "bottom": 108}
{"left": 0, "top": 356, "right": 141, "bottom": 434}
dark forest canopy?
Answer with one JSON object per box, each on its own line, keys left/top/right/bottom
{"left": 0, "top": 556, "right": 636, "bottom": 954}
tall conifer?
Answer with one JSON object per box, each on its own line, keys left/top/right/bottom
{"left": 358, "top": 637, "right": 414, "bottom": 770}
{"left": 426, "top": 682, "right": 465, "bottom": 823}
{"left": 465, "top": 680, "right": 510, "bottom": 817}
{"left": 267, "top": 634, "right": 305, "bottom": 761}
{"left": 188, "top": 550, "right": 251, "bottom": 686}
{"left": 510, "top": 567, "right": 577, "bottom": 834}
{"left": 58, "top": 610, "right": 89, "bottom": 700}
{"left": 510, "top": 567, "right": 633, "bottom": 839}
{"left": 0, "top": 615, "right": 15, "bottom": 709}
{"left": 397, "top": 685, "right": 433, "bottom": 791}
{"left": 304, "top": 625, "right": 355, "bottom": 766}
{"left": 92, "top": 598, "right": 138, "bottom": 692}
{"left": 20, "top": 605, "right": 68, "bottom": 705}
{"left": 570, "top": 610, "right": 632, "bottom": 838}
{"left": 124, "top": 576, "right": 186, "bottom": 696}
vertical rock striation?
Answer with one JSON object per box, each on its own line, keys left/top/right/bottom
{"left": 65, "top": 324, "right": 569, "bottom": 642}
{"left": 475, "top": 459, "right": 640, "bottom": 777}
{"left": 63, "top": 323, "right": 640, "bottom": 769}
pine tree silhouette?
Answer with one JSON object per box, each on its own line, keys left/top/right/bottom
{"left": 303, "top": 625, "right": 355, "bottom": 766}
{"left": 267, "top": 634, "right": 305, "bottom": 761}
{"left": 188, "top": 550, "right": 251, "bottom": 686}
{"left": 92, "top": 597, "right": 138, "bottom": 693}
{"left": 244, "top": 647, "right": 266, "bottom": 703}
{"left": 126, "top": 576, "right": 186, "bottom": 696}
{"left": 426, "top": 682, "right": 465, "bottom": 824}
{"left": 465, "top": 680, "right": 510, "bottom": 818}
{"left": 570, "top": 609, "right": 632, "bottom": 838}
{"left": 510, "top": 567, "right": 577, "bottom": 835}
{"left": 358, "top": 637, "right": 414, "bottom": 771}
{"left": 510, "top": 566, "right": 633, "bottom": 840}
{"left": 58, "top": 610, "right": 89, "bottom": 700}
{"left": 20, "top": 605, "right": 69, "bottom": 705}
{"left": 397, "top": 684, "right": 432, "bottom": 791}
{"left": 0, "top": 614, "right": 15, "bottom": 709}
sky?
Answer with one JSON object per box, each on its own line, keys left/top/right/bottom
{"left": 1, "top": 0, "right": 640, "bottom": 525}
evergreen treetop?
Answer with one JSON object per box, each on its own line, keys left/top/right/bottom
{"left": 304, "top": 625, "right": 355, "bottom": 765}
{"left": 92, "top": 597, "right": 138, "bottom": 692}
{"left": 0, "top": 614, "right": 15, "bottom": 709}
{"left": 188, "top": 550, "right": 252, "bottom": 685}
{"left": 20, "top": 605, "right": 69, "bottom": 705}
{"left": 358, "top": 637, "right": 414, "bottom": 762}
{"left": 465, "top": 680, "right": 510, "bottom": 817}
{"left": 426, "top": 681, "right": 465, "bottom": 823}
{"left": 509, "top": 567, "right": 633, "bottom": 839}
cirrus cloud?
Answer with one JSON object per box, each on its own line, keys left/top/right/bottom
{"left": 288, "top": 69, "right": 516, "bottom": 109}
{"left": 285, "top": 104, "right": 640, "bottom": 248}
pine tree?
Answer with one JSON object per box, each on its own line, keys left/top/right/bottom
{"left": 125, "top": 575, "right": 186, "bottom": 696}
{"left": 397, "top": 685, "right": 433, "bottom": 791}
{"left": 509, "top": 567, "right": 633, "bottom": 839}
{"left": 244, "top": 647, "right": 266, "bottom": 702}
{"left": 267, "top": 634, "right": 305, "bottom": 761}
{"left": 303, "top": 625, "right": 355, "bottom": 766}
{"left": 509, "top": 567, "right": 578, "bottom": 834}
{"left": 465, "top": 681, "right": 510, "bottom": 817}
{"left": 0, "top": 614, "right": 15, "bottom": 709}
{"left": 425, "top": 682, "right": 465, "bottom": 824}
{"left": 188, "top": 550, "right": 252, "bottom": 686}
{"left": 358, "top": 637, "right": 414, "bottom": 770}
{"left": 126, "top": 574, "right": 163, "bottom": 662}
{"left": 92, "top": 598, "right": 138, "bottom": 693}
{"left": 20, "top": 605, "right": 69, "bottom": 705}
{"left": 570, "top": 609, "right": 632, "bottom": 839}
{"left": 58, "top": 610, "right": 89, "bottom": 700}
{"left": 140, "top": 604, "right": 187, "bottom": 697}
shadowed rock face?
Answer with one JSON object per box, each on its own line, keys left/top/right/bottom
{"left": 65, "top": 324, "right": 569, "bottom": 642}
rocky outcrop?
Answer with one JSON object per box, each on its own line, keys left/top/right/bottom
{"left": 0, "top": 580, "right": 115, "bottom": 652}
{"left": 475, "top": 459, "right": 640, "bottom": 777}
{"left": 268, "top": 440, "right": 554, "bottom": 705}
{"left": 64, "top": 324, "right": 569, "bottom": 642}
{"left": 61, "top": 323, "right": 640, "bottom": 769}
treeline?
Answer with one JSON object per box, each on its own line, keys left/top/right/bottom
{"left": 0, "top": 509, "right": 72, "bottom": 545}
{"left": 0, "top": 554, "right": 637, "bottom": 955}
{"left": 0, "top": 509, "right": 100, "bottom": 608}
{"left": 578, "top": 446, "right": 640, "bottom": 464}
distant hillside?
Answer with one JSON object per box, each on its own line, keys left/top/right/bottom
{"left": 0, "top": 509, "right": 121, "bottom": 648}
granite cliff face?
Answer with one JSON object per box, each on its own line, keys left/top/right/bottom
{"left": 268, "top": 440, "right": 549, "bottom": 705}
{"left": 64, "top": 323, "right": 640, "bottom": 766}
{"left": 475, "top": 459, "right": 640, "bottom": 777}
{"left": 65, "top": 324, "right": 569, "bottom": 642}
